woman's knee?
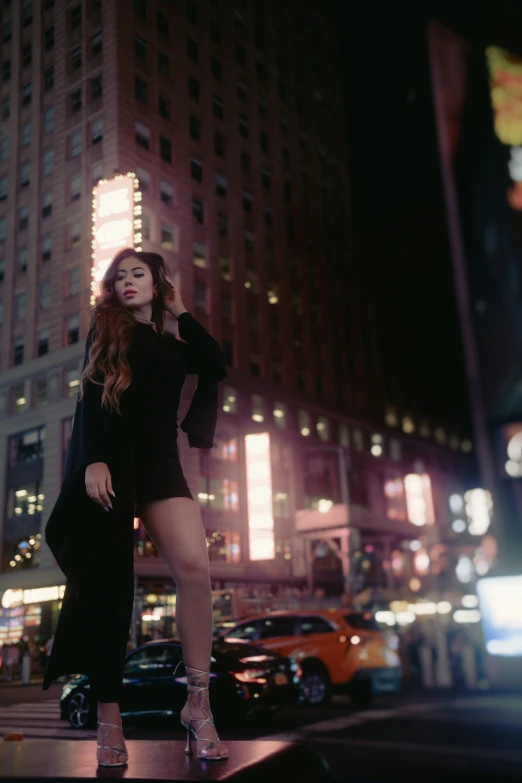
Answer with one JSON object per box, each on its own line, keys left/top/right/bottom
{"left": 175, "top": 555, "right": 210, "bottom": 587}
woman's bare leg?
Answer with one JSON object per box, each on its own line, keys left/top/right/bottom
{"left": 138, "top": 497, "right": 228, "bottom": 759}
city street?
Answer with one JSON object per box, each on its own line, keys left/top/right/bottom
{"left": 0, "top": 683, "right": 521, "bottom": 782}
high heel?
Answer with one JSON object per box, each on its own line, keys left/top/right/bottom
{"left": 97, "top": 720, "right": 128, "bottom": 768}
{"left": 176, "top": 663, "right": 229, "bottom": 761}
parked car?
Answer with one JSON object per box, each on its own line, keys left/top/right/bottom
{"left": 220, "top": 609, "right": 402, "bottom": 707}
{"left": 60, "top": 637, "right": 300, "bottom": 729}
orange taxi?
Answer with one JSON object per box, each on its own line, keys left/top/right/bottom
{"left": 221, "top": 609, "right": 401, "bottom": 706}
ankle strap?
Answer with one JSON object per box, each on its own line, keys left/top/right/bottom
{"left": 173, "top": 660, "right": 211, "bottom": 678}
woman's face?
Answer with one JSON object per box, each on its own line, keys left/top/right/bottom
{"left": 114, "top": 256, "right": 156, "bottom": 311}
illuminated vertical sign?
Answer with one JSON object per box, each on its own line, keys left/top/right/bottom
{"left": 464, "top": 488, "right": 493, "bottom": 536}
{"left": 245, "top": 432, "right": 275, "bottom": 560}
{"left": 404, "top": 474, "right": 435, "bottom": 526}
{"left": 91, "top": 173, "right": 142, "bottom": 302}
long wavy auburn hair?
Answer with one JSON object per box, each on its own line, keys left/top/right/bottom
{"left": 80, "top": 247, "right": 174, "bottom": 414}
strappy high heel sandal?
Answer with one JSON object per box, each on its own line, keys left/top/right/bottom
{"left": 97, "top": 719, "right": 128, "bottom": 768}
{"left": 178, "top": 664, "right": 229, "bottom": 761}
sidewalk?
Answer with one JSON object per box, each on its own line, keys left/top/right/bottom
{"left": 0, "top": 676, "right": 45, "bottom": 688}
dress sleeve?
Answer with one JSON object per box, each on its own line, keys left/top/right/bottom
{"left": 175, "top": 312, "right": 227, "bottom": 381}
{"left": 63, "top": 327, "right": 115, "bottom": 480}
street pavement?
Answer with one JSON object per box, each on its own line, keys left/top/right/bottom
{"left": 0, "top": 680, "right": 521, "bottom": 782}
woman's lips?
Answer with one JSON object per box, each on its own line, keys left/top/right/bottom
{"left": 124, "top": 291, "right": 137, "bottom": 298}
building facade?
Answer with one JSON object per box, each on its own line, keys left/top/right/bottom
{"left": 0, "top": 0, "right": 482, "bottom": 648}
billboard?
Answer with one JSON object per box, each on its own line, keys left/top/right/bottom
{"left": 477, "top": 575, "right": 522, "bottom": 656}
{"left": 245, "top": 433, "right": 275, "bottom": 560}
{"left": 91, "top": 173, "right": 142, "bottom": 301}
{"left": 404, "top": 474, "right": 435, "bottom": 526}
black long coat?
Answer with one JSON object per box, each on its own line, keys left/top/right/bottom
{"left": 42, "top": 313, "right": 227, "bottom": 691}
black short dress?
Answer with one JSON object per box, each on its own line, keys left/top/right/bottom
{"left": 121, "top": 317, "right": 195, "bottom": 504}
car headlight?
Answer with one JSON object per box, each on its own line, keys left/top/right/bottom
{"left": 61, "top": 684, "right": 74, "bottom": 698}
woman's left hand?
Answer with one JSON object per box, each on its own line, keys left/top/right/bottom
{"left": 164, "top": 276, "right": 188, "bottom": 319}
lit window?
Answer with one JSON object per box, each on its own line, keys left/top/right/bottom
{"left": 219, "top": 256, "right": 231, "bottom": 280}
{"left": 385, "top": 406, "right": 399, "bottom": 427}
{"left": 299, "top": 409, "right": 310, "bottom": 437}
{"left": 402, "top": 416, "right": 415, "bottom": 434}
{"left": 193, "top": 242, "right": 206, "bottom": 269}
{"left": 316, "top": 416, "right": 329, "bottom": 441}
{"left": 222, "top": 386, "right": 237, "bottom": 414}
{"left": 160, "top": 223, "right": 175, "bottom": 251}
{"left": 273, "top": 402, "right": 286, "bottom": 428}
{"left": 251, "top": 394, "right": 264, "bottom": 422}
{"left": 434, "top": 427, "right": 447, "bottom": 445}
{"left": 66, "top": 368, "right": 80, "bottom": 396}
{"left": 371, "top": 433, "right": 383, "bottom": 457}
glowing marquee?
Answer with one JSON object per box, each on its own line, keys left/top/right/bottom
{"left": 245, "top": 432, "right": 275, "bottom": 560}
{"left": 91, "top": 173, "right": 142, "bottom": 302}
{"left": 404, "top": 474, "right": 435, "bottom": 526}
{"left": 1, "top": 584, "right": 66, "bottom": 608}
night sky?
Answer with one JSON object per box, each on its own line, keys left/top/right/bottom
{"left": 341, "top": 2, "right": 474, "bottom": 434}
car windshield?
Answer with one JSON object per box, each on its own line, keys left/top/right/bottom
{"left": 344, "top": 613, "right": 380, "bottom": 631}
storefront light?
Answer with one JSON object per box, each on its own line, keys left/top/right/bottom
{"left": 318, "top": 498, "right": 333, "bottom": 513}
{"left": 452, "top": 519, "right": 467, "bottom": 533}
{"left": 396, "top": 611, "right": 416, "bottom": 625}
{"left": 454, "top": 609, "right": 481, "bottom": 624}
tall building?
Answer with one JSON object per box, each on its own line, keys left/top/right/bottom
{"left": 0, "top": 0, "right": 484, "bottom": 648}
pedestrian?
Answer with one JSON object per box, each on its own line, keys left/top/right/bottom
{"left": 8, "top": 642, "right": 19, "bottom": 681}
{"left": 20, "top": 635, "right": 31, "bottom": 685}
{"left": 1, "top": 643, "right": 10, "bottom": 681}
{"left": 43, "top": 248, "right": 228, "bottom": 768}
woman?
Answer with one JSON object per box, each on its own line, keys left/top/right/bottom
{"left": 43, "top": 248, "right": 229, "bottom": 766}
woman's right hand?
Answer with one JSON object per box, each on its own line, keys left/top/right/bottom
{"left": 85, "top": 462, "right": 115, "bottom": 512}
